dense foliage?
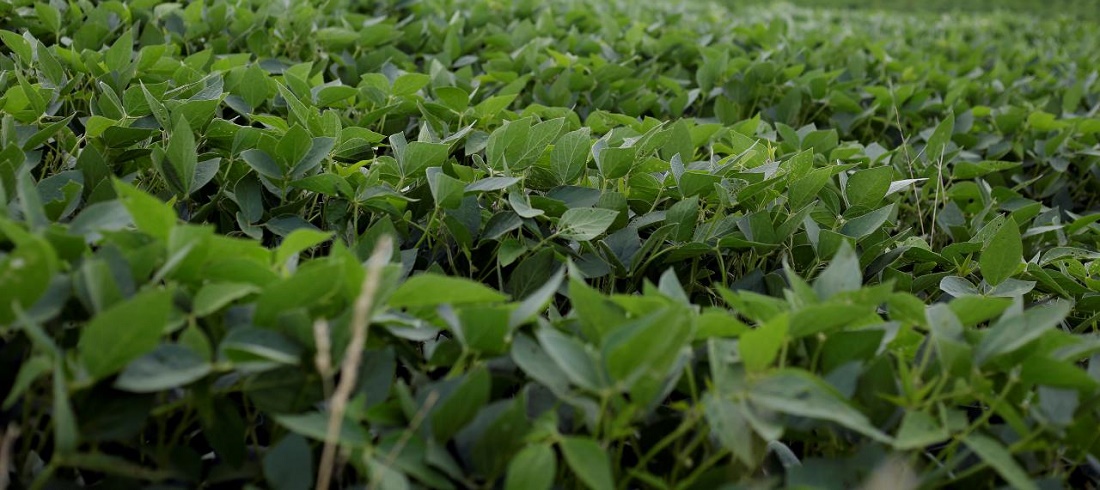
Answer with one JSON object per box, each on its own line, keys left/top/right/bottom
{"left": 1, "top": 0, "right": 1099, "bottom": 488}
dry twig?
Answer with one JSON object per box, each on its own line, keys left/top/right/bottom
{"left": 316, "top": 236, "right": 393, "bottom": 490}
{"left": 0, "top": 423, "right": 21, "bottom": 490}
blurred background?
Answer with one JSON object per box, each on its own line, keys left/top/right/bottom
{"left": 732, "top": 0, "right": 1100, "bottom": 20}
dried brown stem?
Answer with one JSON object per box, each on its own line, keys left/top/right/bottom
{"left": 313, "top": 318, "right": 334, "bottom": 397}
{"left": 1, "top": 423, "right": 21, "bottom": 490}
{"left": 316, "top": 237, "right": 393, "bottom": 490}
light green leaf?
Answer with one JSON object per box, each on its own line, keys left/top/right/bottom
{"left": 0, "top": 219, "right": 59, "bottom": 324}
{"left": 165, "top": 114, "right": 198, "bottom": 196}
{"left": 392, "top": 73, "right": 430, "bottom": 96}
{"left": 739, "top": 314, "right": 789, "bottom": 372}
{"left": 114, "top": 180, "right": 176, "bottom": 240}
{"left": 559, "top": 208, "right": 618, "bottom": 241}
{"left": 275, "top": 411, "right": 368, "bottom": 446}
{"left": 975, "top": 300, "right": 1072, "bottom": 365}
{"left": 925, "top": 114, "right": 955, "bottom": 164}
{"left": 980, "top": 217, "right": 1022, "bottom": 286}
{"left": 893, "top": 411, "right": 949, "bottom": 450}
{"left": 703, "top": 394, "right": 756, "bottom": 465}
{"left": 3, "top": 355, "right": 50, "bottom": 409}
{"left": 813, "top": 241, "right": 861, "bottom": 300}
{"left": 509, "top": 267, "right": 564, "bottom": 328}
{"left": 427, "top": 167, "right": 466, "bottom": 209}
{"left": 193, "top": 282, "right": 261, "bottom": 317}
{"left": 275, "top": 228, "right": 333, "bottom": 268}
{"left": 602, "top": 307, "right": 693, "bottom": 406}
{"left": 78, "top": 289, "right": 173, "bottom": 379}
{"left": 465, "top": 176, "right": 521, "bottom": 193}
{"left": 389, "top": 273, "right": 508, "bottom": 307}
{"left": 537, "top": 327, "right": 605, "bottom": 392}
{"left": 401, "top": 141, "right": 449, "bottom": 177}
{"left": 53, "top": 357, "right": 78, "bottom": 454}
{"left": 429, "top": 367, "right": 491, "bottom": 442}
{"left": 845, "top": 166, "right": 893, "bottom": 211}
{"left": 367, "top": 457, "right": 410, "bottom": 490}
{"left": 551, "top": 128, "right": 592, "bottom": 184}
{"left": 750, "top": 369, "right": 892, "bottom": 443}
{"left": 963, "top": 434, "right": 1038, "bottom": 490}
{"left": 560, "top": 437, "right": 614, "bottom": 490}
{"left": 594, "top": 145, "right": 635, "bottom": 180}
{"left": 220, "top": 327, "right": 302, "bottom": 369}
{"left": 505, "top": 444, "right": 555, "bottom": 490}
{"left": 114, "top": 344, "right": 212, "bottom": 393}
{"left": 840, "top": 203, "right": 895, "bottom": 239}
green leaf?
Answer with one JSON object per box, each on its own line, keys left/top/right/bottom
{"left": 274, "top": 228, "right": 333, "bottom": 268}
{"left": 487, "top": 118, "right": 531, "bottom": 171}
{"left": 105, "top": 29, "right": 134, "bottom": 72}
{"left": 114, "top": 181, "right": 176, "bottom": 240}
{"left": 114, "top": 344, "right": 212, "bottom": 393}
{"left": 0, "top": 219, "right": 59, "bottom": 324}
{"left": 465, "top": 176, "right": 521, "bottom": 193}
{"left": 290, "top": 137, "right": 335, "bottom": 178}
{"left": 78, "top": 289, "right": 173, "bottom": 380}
{"left": 430, "top": 367, "right": 491, "bottom": 442}
{"left": 840, "top": 203, "right": 894, "bottom": 239}
{"left": 53, "top": 357, "right": 78, "bottom": 454}
{"left": 401, "top": 141, "right": 450, "bottom": 177}
{"left": 750, "top": 369, "right": 892, "bottom": 443}
{"left": 509, "top": 267, "right": 565, "bottom": 328}
{"left": 975, "top": 300, "right": 1072, "bottom": 365}
{"left": 845, "top": 166, "right": 893, "bottom": 211}
{"left": 511, "top": 334, "right": 572, "bottom": 396}
{"left": 702, "top": 394, "right": 755, "bottom": 465}
{"left": 241, "top": 149, "right": 283, "bottom": 179}
{"left": 0, "top": 30, "right": 32, "bottom": 64}
{"left": 3, "top": 355, "right": 50, "bottom": 409}
{"left": 263, "top": 434, "right": 314, "bottom": 490}
{"left": 602, "top": 307, "right": 693, "bottom": 405}
{"left": 739, "top": 314, "right": 788, "bottom": 372}
{"left": 276, "top": 125, "right": 312, "bottom": 172}
{"left": 559, "top": 208, "right": 618, "bottom": 241}
{"left": 667, "top": 196, "right": 699, "bottom": 242}
{"left": 240, "top": 64, "right": 271, "bottom": 110}
{"left": 568, "top": 277, "right": 628, "bottom": 344}
{"left": 275, "top": 411, "right": 368, "bottom": 446}
{"left": 392, "top": 73, "right": 430, "bottom": 96}
{"left": 389, "top": 273, "right": 508, "bottom": 307}
{"left": 893, "top": 411, "right": 948, "bottom": 450}
{"left": 813, "top": 241, "right": 861, "bottom": 300}
{"left": 980, "top": 218, "right": 1022, "bottom": 286}
{"left": 253, "top": 260, "right": 343, "bottom": 326}
{"left": 594, "top": 145, "right": 635, "bottom": 180}
{"left": 220, "top": 327, "right": 302, "bottom": 369}
{"left": 290, "top": 173, "right": 354, "bottom": 197}
{"left": 962, "top": 434, "right": 1038, "bottom": 490}
{"left": 457, "top": 306, "right": 511, "bottom": 355}
{"left": 537, "top": 327, "right": 605, "bottom": 392}
{"left": 789, "top": 166, "right": 832, "bottom": 210}
{"left": 505, "top": 444, "right": 555, "bottom": 490}
{"left": 367, "top": 457, "right": 410, "bottom": 490}
{"left": 427, "top": 167, "right": 465, "bottom": 209}
{"left": 925, "top": 114, "right": 955, "bottom": 164}
{"left": 165, "top": 114, "right": 198, "bottom": 196}
{"left": 551, "top": 128, "right": 592, "bottom": 184}
{"left": 475, "top": 94, "right": 518, "bottom": 119}
{"left": 193, "top": 282, "right": 261, "bottom": 317}
{"left": 560, "top": 437, "right": 614, "bottom": 490}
